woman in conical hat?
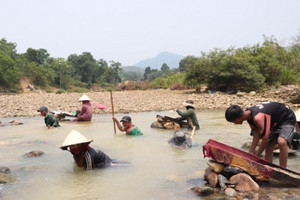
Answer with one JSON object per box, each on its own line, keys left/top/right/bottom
{"left": 60, "top": 130, "right": 113, "bottom": 169}
{"left": 75, "top": 94, "right": 93, "bottom": 121}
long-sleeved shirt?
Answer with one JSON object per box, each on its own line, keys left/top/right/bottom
{"left": 77, "top": 102, "right": 93, "bottom": 121}
{"left": 176, "top": 108, "right": 200, "bottom": 130}
{"left": 83, "top": 147, "right": 112, "bottom": 170}
{"left": 44, "top": 113, "right": 60, "bottom": 127}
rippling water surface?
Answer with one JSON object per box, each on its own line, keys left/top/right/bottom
{"left": 0, "top": 109, "right": 299, "bottom": 199}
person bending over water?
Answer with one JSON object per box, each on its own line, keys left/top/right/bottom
{"left": 60, "top": 130, "right": 115, "bottom": 169}
{"left": 225, "top": 102, "right": 296, "bottom": 168}
{"left": 176, "top": 99, "right": 200, "bottom": 130}
{"left": 37, "top": 106, "right": 60, "bottom": 128}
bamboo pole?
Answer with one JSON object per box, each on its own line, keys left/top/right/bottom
{"left": 110, "top": 90, "right": 116, "bottom": 134}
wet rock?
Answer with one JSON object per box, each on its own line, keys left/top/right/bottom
{"left": 9, "top": 120, "right": 23, "bottom": 125}
{"left": 218, "top": 174, "right": 229, "bottom": 188}
{"left": 224, "top": 187, "right": 236, "bottom": 197}
{"left": 150, "top": 121, "right": 164, "bottom": 129}
{"left": 0, "top": 166, "right": 14, "bottom": 184}
{"left": 241, "top": 141, "right": 252, "bottom": 150}
{"left": 191, "top": 186, "right": 214, "bottom": 196}
{"left": 25, "top": 150, "right": 45, "bottom": 157}
{"left": 0, "top": 173, "right": 15, "bottom": 184}
{"left": 266, "top": 193, "right": 287, "bottom": 200}
{"left": 229, "top": 173, "right": 260, "bottom": 192}
{"left": 0, "top": 167, "right": 10, "bottom": 174}
{"left": 204, "top": 167, "right": 219, "bottom": 187}
{"left": 235, "top": 191, "right": 259, "bottom": 200}
{"left": 221, "top": 166, "right": 244, "bottom": 179}
{"left": 162, "top": 122, "right": 180, "bottom": 129}
{"left": 206, "top": 160, "right": 224, "bottom": 173}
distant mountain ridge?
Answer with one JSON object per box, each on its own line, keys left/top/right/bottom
{"left": 134, "top": 52, "right": 184, "bottom": 69}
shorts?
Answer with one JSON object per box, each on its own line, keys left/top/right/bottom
{"left": 269, "top": 125, "right": 295, "bottom": 145}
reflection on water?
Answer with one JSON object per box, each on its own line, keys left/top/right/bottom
{"left": 0, "top": 109, "right": 299, "bottom": 199}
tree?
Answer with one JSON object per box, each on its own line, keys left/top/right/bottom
{"left": 109, "top": 61, "right": 123, "bottom": 84}
{"left": 0, "top": 52, "right": 19, "bottom": 91}
{"left": 184, "top": 56, "right": 210, "bottom": 89}
{"left": 178, "top": 56, "right": 197, "bottom": 72}
{"left": 208, "top": 53, "right": 265, "bottom": 92}
{"left": 67, "top": 52, "right": 97, "bottom": 85}
{"left": 121, "top": 71, "right": 142, "bottom": 81}
{"left": 148, "top": 69, "right": 162, "bottom": 81}
{"left": 93, "top": 59, "right": 108, "bottom": 83}
{"left": 144, "top": 66, "right": 151, "bottom": 80}
{"left": 161, "top": 63, "right": 170, "bottom": 76}
{"left": 48, "top": 58, "right": 72, "bottom": 89}
{"left": 0, "top": 38, "right": 18, "bottom": 60}
{"left": 25, "top": 48, "right": 50, "bottom": 65}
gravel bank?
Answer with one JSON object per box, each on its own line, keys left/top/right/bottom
{"left": 1, "top": 86, "right": 300, "bottom": 118}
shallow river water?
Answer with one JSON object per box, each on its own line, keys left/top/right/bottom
{"left": 0, "top": 109, "right": 299, "bottom": 200}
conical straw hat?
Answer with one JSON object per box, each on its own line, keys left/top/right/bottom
{"left": 295, "top": 109, "right": 300, "bottom": 122}
{"left": 60, "top": 130, "right": 93, "bottom": 150}
{"left": 78, "top": 94, "right": 91, "bottom": 102}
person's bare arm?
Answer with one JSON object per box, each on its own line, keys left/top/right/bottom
{"left": 255, "top": 138, "right": 268, "bottom": 157}
{"left": 112, "top": 116, "right": 125, "bottom": 132}
{"left": 249, "top": 130, "right": 260, "bottom": 154}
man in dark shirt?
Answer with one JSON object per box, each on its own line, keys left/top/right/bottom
{"left": 60, "top": 130, "right": 114, "bottom": 170}
{"left": 225, "top": 102, "right": 296, "bottom": 168}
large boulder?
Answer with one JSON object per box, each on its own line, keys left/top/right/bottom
{"left": 229, "top": 173, "right": 260, "bottom": 192}
{"left": 204, "top": 167, "right": 218, "bottom": 187}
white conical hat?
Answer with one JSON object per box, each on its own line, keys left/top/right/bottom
{"left": 60, "top": 130, "right": 93, "bottom": 150}
{"left": 78, "top": 94, "right": 91, "bottom": 102}
{"left": 295, "top": 109, "right": 300, "bottom": 122}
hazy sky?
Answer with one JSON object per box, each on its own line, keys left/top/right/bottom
{"left": 1, "top": 0, "right": 300, "bottom": 66}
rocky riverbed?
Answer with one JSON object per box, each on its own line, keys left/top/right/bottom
{"left": 1, "top": 85, "right": 300, "bottom": 118}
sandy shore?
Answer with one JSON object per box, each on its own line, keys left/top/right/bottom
{"left": 0, "top": 88, "right": 296, "bottom": 118}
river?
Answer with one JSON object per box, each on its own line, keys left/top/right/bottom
{"left": 0, "top": 109, "right": 299, "bottom": 199}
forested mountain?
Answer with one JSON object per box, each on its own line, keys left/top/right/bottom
{"left": 134, "top": 52, "right": 184, "bottom": 69}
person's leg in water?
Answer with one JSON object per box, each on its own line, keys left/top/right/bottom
{"left": 265, "top": 139, "right": 276, "bottom": 164}
{"left": 277, "top": 136, "right": 289, "bottom": 168}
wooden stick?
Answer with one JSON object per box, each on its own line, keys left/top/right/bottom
{"left": 110, "top": 90, "right": 116, "bottom": 134}
{"left": 191, "top": 126, "right": 196, "bottom": 139}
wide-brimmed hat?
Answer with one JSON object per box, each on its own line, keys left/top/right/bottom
{"left": 295, "top": 109, "right": 300, "bottom": 122}
{"left": 182, "top": 100, "right": 195, "bottom": 108}
{"left": 168, "top": 131, "right": 192, "bottom": 148}
{"left": 60, "top": 130, "right": 93, "bottom": 150}
{"left": 78, "top": 94, "right": 91, "bottom": 102}
{"left": 37, "top": 106, "right": 48, "bottom": 112}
